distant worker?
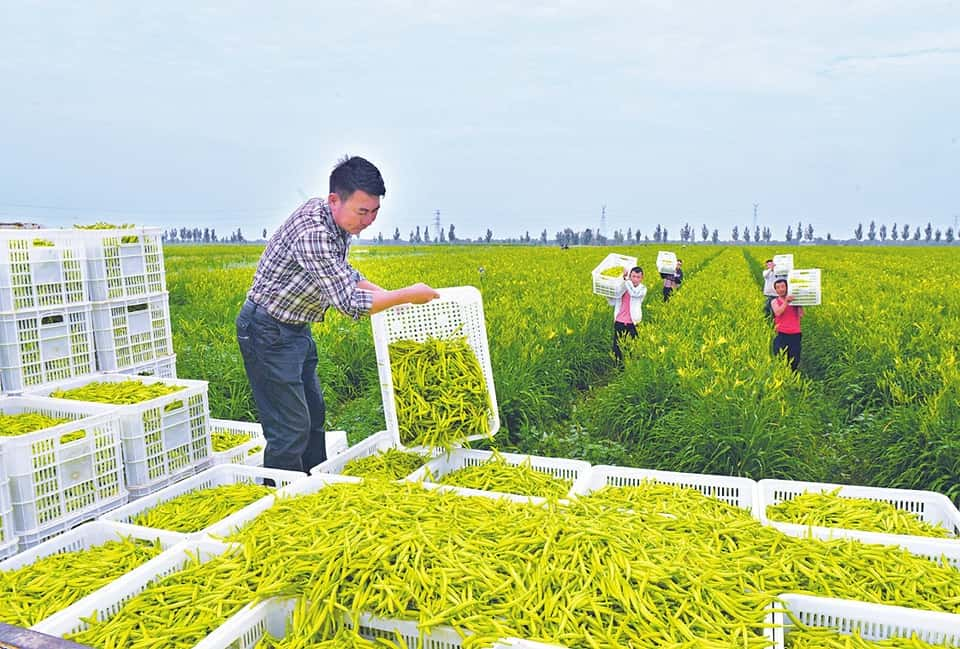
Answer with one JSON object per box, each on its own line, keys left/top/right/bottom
{"left": 771, "top": 278, "right": 804, "bottom": 371}
{"left": 612, "top": 266, "right": 647, "bottom": 363}
{"left": 762, "top": 259, "right": 778, "bottom": 318}
{"left": 236, "top": 156, "right": 440, "bottom": 474}
{"left": 662, "top": 259, "right": 683, "bottom": 302}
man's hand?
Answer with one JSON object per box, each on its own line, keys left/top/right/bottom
{"left": 785, "top": 295, "right": 795, "bottom": 303}
{"left": 406, "top": 283, "right": 440, "bottom": 304}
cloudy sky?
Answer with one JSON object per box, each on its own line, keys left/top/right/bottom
{"left": 1, "top": 1, "right": 958, "bottom": 241}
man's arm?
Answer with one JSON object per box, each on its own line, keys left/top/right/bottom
{"left": 771, "top": 296, "right": 791, "bottom": 316}
{"left": 369, "top": 283, "right": 439, "bottom": 314}
{"left": 358, "top": 279, "right": 384, "bottom": 292}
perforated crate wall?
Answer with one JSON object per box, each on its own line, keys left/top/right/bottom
{"left": 111, "top": 354, "right": 177, "bottom": 379}
{"left": 26, "top": 373, "right": 211, "bottom": 495}
{"left": 82, "top": 227, "right": 166, "bottom": 301}
{"left": 0, "top": 230, "right": 88, "bottom": 313}
{"left": 371, "top": 286, "right": 499, "bottom": 449}
{"left": 0, "top": 395, "right": 126, "bottom": 546}
{"left": 210, "top": 418, "right": 265, "bottom": 467}
{"left": 0, "top": 305, "right": 96, "bottom": 393}
{"left": 0, "top": 445, "right": 17, "bottom": 559}
{"left": 91, "top": 292, "right": 173, "bottom": 372}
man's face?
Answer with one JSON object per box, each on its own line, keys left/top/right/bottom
{"left": 774, "top": 282, "right": 788, "bottom": 297}
{"left": 330, "top": 190, "right": 380, "bottom": 235}
{"left": 629, "top": 270, "right": 643, "bottom": 286}
{"left": 767, "top": 261, "right": 775, "bottom": 269}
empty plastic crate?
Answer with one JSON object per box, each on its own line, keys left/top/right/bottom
{"left": 0, "top": 304, "right": 96, "bottom": 393}
{"left": 91, "top": 292, "right": 173, "bottom": 372}
{"left": 406, "top": 448, "right": 591, "bottom": 500}
{"left": 0, "top": 395, "right": 126, "bottom": 547}
{"left": 575, "top": 465, "right": 760, "bottom": 517}
{"left": 656, "top": 250, "right": 677, "bottom": 275}
{"left": 372, "top": 285, "right": 499, "bottom": 448}
{"left": 591, "top": 253, "right": 637, "bottom": 298}
{"left": 786, "top": 268, "right": 821, "bottom": 306}
{"left": 100, "top": 464, "right": 306, "bottom": 539}
{"left": 28, "top": 373, "right": 212, "bottom": 496}
{"left": 81, "top": 227, "right": 166, "bottom": 301}
{"left": 771, "top": 594, "right": 960, "bottom": 648}
{"left": 0, "top": 230, "right": 88, "bottom": 313}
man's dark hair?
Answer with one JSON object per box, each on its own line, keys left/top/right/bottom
{"left": 765, "top": 259, "right": 773, "bottom": 264}
{"left": 330, "top": 156, "right": 386, "bottom": 200}
{"left": 630, "top": 266, "right": 643, "bottom": 274}
{"left": 774, "top": 278, "right": 788, "bottom": 289}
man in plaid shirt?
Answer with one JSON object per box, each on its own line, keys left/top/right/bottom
{"left": 236, "top": 156, "right": 438, "bottom": 473}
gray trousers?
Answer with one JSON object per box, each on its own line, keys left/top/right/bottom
{"left": 236, "top": 300, "right": 327, "bottom": 473}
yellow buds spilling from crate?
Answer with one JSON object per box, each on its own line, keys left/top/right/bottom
{"left": 389, "top": 334, "right": 492, "bottom": 448}
{"left": 50, "top": 379, "right": 186, "bottom": 408}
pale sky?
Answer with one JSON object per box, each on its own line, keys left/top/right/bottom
{"left": 1, "top": 1, "right": 958, "bottom": 241}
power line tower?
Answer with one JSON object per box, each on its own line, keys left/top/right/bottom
{"left": 600, "top": 205, "right": 606, "bottom": 238}
{"left": 753, "top": 203, "right": 759, "bottom": 229}
{"left": 433, "top": 209, "right": 442, "bottom": 240}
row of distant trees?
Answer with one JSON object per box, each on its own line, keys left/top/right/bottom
{"left": 162, "top": 220, "right": 956, "bottom": 245}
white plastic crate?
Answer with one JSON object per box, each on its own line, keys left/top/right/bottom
{"left": 0, "top": 445, "right": 17, "bottom": 559}
{"left": 310, "top": 429, "right": 416, "bottom": 476}
{"left": 210, "top": 418, "right": 265, "bottom": 466}
{"left": 108, "top": 353, "right": 177, "bottom": 379}
{"left": 786, "top": 268, "right": 821, "bottom": 306}
{"left": 574, "top": 465, "right": 760, "bottom": 518}
{"left": 195, "top": 597, "right": 503, "bottom": 649}
{"left": 771, "top": 594, "right": 960, "bottom": 648}
{"left": 33, "top": 537, "right": 236, "bottom": 637}
{"left": 0, "top": 304, "right": 96, "bottom": 393}
{"left": 494, "top": 641, "right": 570, "bottom": 649}
{"left": 101, "top": 464, "right": 305, "bottom": 540}
{"left": 0, "top": 395, "right": 126, "bottom": 544}
{"left": 759, "top": 478, "right": 960, "bottom": 542}
{"left": 28, "top": 373, "right": 212, "bottom": 494}
{"left": 591, "top": 253, "right": 638, "bottom": 298}
{"left": 91, "top": 292, "right": 173, "bottom": 372}
{"left": 0, "top": 230, "right": 88, "bottom": 313}
{"left": 372, "top": 286, "right": 499, "bottom": 448}
{"left": 656, "top": 250, "right": 677, "bottom": 275}
{"left": 772, "top": 254, "right": 794, "bottom": 277}
{"left": 406, "top": 448, "right": 592, "bottom": 500}
{"left": 81, "top": 227, "right": 166, "bottom": 301}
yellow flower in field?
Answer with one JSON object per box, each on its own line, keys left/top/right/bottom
{"left": 546, "top": 330, "right": 557, "bottom": 340}
{"left": 565, "top": 327, "right": 574, "bottom": 335}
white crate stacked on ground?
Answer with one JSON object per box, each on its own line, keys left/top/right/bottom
{"left": 309, "top": 429, "right": 428, "bottom": 476}
{"left": 786, "top": 268, "right": 822, "bottom": 306}
{"left": 210, "top": 418, "right": 266, "bottom": 466}
{"left": 656, "top": 250, "right": 678, "bottom": 275}
{"left": 28, "top": 373, "right": 212, "bottom": 498}
{"left": 0, "top": 395, "right": 126, "bottom": 549}
{"left": 91, "top": 291, "right": 174, "bottom": 373}
{"left": 0, "top": 304, "right": 97, "bottom": 394}
{"left": 100, "top": 464, "right": 305, "bottom": 540}
{"left": 0, "top": 229, "right": 89, "bottom": 313}
{"left": 108, "top": 352, "right": 177, "bottom": 379}
{"left": 33, "top": 537, "right": 238, "bottom": 637}
{"left": 759, "top": 479, "right": 960, "bottom": 558}
{"left": 80, "top": 227, "right": 166, "bottom": 302}
{"left": 591, "top": 252, "right": 637, "bottom": 298}
{"left": 195, "top": 597, "right": 573, "bottom": 649}
{"left": 0, "top": 445, "right": 17, "bottom": 558}
{"left": 0, "top": 520, "right": 184, "bottom": 626}
{"left": 771, "top": 594, "right": 960, "bottom": 648}
{"left": 574, "top": 465, "right": 761, "bottom": 518}
{"left": 406, "top": 449, "right": 592, "bottom": 501}
{"left": 372, "top": 285, "right": 499, "bottom": 449}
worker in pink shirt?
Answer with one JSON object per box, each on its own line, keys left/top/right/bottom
{"left": 612, "top": 266, "right": 647, "bottom": 363}
{"left": 771, "top": 278, "right": 804, "bottom": 371}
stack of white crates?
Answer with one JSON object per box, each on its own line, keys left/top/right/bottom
{"left": 0, "top": 226, "right": 210, "bottom": 552}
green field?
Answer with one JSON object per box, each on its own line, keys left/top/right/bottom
{"left": 166, "top": 244, "right": 960, "bottom": 501}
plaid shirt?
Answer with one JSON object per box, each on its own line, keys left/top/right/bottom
{"left": 247, "top": 198, "right": 373, "bottom": 324}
